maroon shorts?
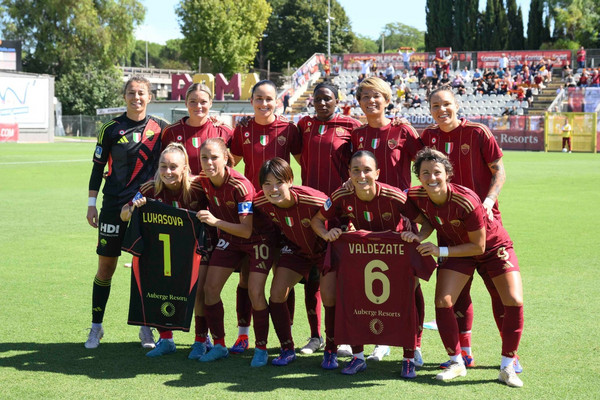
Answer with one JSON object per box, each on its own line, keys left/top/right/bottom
{"left": 439, "top": 243, "right": 520, "bottom": 279}
{"left": 209, "top": 235, "right": 276, "bottom": 274}
{"left": 277, "top": 247, "right": 324, "bottom": 280}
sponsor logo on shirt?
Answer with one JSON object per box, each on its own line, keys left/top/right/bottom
{"left": 160, "top": 302, "right": 176, "bottom": 317}
{"left": 281, "top": 245, "right": 293, "bottom": 254}
{"left": 324, "top": 198, "right": 332, "bottom": 211}
{"left": 461, "top": 143, "right": 470, "bottom": 155}
{"left": 216, "top": 238, "right": 230, "bottom": 250}
{"left": 94, "top": 146, "right": 103, "bottom": 158}
{"left": 244, "top": 138, "right": 251, "bottom": 144}
{"left": 369, "top": 318, "right": 384, "bottom": 334}
{"left": 118, "top": 136, "right": 129, "bottom": 144}
{"left": 100, "top": 222, "right": 120, "bottom": 234}
{"left": 255, "top": 261, "right": 268, "bottom": 270}
{"left": 238, "top": 201, "right": 253, "bottom": 213}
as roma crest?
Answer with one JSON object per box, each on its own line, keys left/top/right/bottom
{"left": 301, "top": 218, "right": 311, "bottom": 228}
{"left": 382, "top": 212, "right": 392, "bottom": 221}
{"left": 277, "top": 136, "right": 287, "bottom": 146}
{"left": 335, "top": 127, "right": 346, "bottom": 137}
{"left": 226, "top": 201, "right": 236, "bottom": 208}
{"left": 387, "top": 139, "right": 398, "bottom": 150}
{"left": 461, "top": 143, "right": 470, "bottom": 155}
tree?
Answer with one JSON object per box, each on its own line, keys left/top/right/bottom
{"left": 0, "top": 0, "right": 144, "bottom": 76}
{"left": 550, "top": 0, "right": 600, "bottom": 48}
{"left": 425, "top": 0, "right": 454, "bottom": 51}
{"left": 177, "top": 0, "right": 271, "bottom": 75}
{"left": 159, "top": 39, "right": 191, "bottom": 70}
{"left": 350, "top": 34, "right": 379, "bottom": 54}
{"left": 507, "top": 0, "right": 525, "bottom": 50}
{"left": 381, "top": 22, "right": 425, "bottom": 52}
{"left": 130, "top": 40, "right": 162, "bottom": 68}
{"left": 527, "top": 0, "right": 545, "bottom": 49}
{"left": 453, "top": 0, "right": 479, "bottom": 51}
{"left": 261, "top": 0, "right": 353, "bottom": 71}
{"left": 481, "top": 0, "right": 508, "bottom": 50}
{"left": 55, "top": 65, "right": 123, "bottom": 115}
{"left": 0, "top": 0, "right": 144, "bottom": 115}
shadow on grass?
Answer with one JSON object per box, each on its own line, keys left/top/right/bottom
{"left": 0, "top": 342, "right": 498, "bottom": 391}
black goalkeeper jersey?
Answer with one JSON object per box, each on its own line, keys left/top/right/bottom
{"left": 92, "top": 113, "right": 168, "bottom": 206}
{"left": 122, "top": 200, "right": 207, "bottom": 331}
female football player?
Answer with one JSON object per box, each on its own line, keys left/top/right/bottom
{"left": 421, "top": 86, "right": 518, "bottom": 372}
{"left": 120, "top": 143, "right": 206, "bottom": 357}
{"left": 196, "top": 138, "right": 277, "bottom": 367}
{"left": 312, "top": 151, "right": 434, "bottom": 378}
{"left": 253, "top": 157, "right": 331, "bottom": 367}
{"left": 404, "top": 148, "right": 524, "bottom": 388}
{"left": 85, "top": 76, "right": 168, "bottom": 350}
{"left": 350, "top": 77, "right": 425, "bottom": 365}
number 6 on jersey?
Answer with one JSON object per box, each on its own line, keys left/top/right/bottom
{"left": 364, "top": 259, "right": 390, "bottom": 304}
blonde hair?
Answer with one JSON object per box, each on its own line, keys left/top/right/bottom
{"left": 185, "top": 83, "right": 213, "bottom": 102}
{"left": 154, "top": 143, "right": 193, "bottom": 205}
{"left": 356, "top": 77, "right": 392, "bottom": 102}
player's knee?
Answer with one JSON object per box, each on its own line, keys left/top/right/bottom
{"left": 435, "top": 295, "right": 453, "bottom": 308}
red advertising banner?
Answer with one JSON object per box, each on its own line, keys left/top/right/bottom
{"left": 436, "top": 47, "right": 452, "bottom": 59}
{"left": 0, "top": 123, "right": 18, "bottom": 142}
{"left": 477, "top": 50, "right": 571, "bottom": 69}
{"left": 343, "top": 52, "right": 472, "bottom": 71}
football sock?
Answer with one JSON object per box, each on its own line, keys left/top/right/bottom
{"left": 453, "top": 277, "right": 473, "bottom": 333}
{"left": 286, "top": 288, "right": 296, "bottom": 326}
{"left": 480, "top": 270, "right": 505, "bottom": 333}
{"left": 403, "top": 347, "right": 415, "bottom": 359}
{"left": 269, "top": 299, "right": 294, "bottom": 351}
{"left": 236, "top": 286, "right": 251, "bottom": 329}
{"left": 450, "top": 353, "right": 464, "bottom": 364}
{"left": 353, "top": 351, "right": 365, "bottom": 360}
{"left": 435, "top": 306, "right": 461, "bottom": 357}
{"left": 415, "top": 284, "right": 425, "bottom": 348}
{"left": 304, "top": 279, "right": 322, "bottom": 338}
{"left": 501, "top": 356, "right": 515, "bottom": 369}
{"left": 92, "top": 276, "right": 111, "bottom": 324}
{"left": 204, "top": 301, "right": 225, "bottom": 346}
{"left": 158, "top": 329, "right": 173, "bottom": 340}
{"left": 459, "top": 331, "right": 472, "bottom": 350}
{"left": 324, "top": 305, "right": 336, "bottom": 352}
{"left": 351, "top": 345, "right": 364, "bottom": 355}
{"left": 238, "top": 326, "right": 250, "bottom": 336}
{"left": 194, "top": 315, "right": 208, "bottom": 342}
{"left": 252, "top": 307, "right": 269, "bottom": 350}
{"left": 501, "top": 305, "right": 523, "bottom": 358}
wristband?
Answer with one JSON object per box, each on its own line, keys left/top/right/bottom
{"left": 483, "top": 197, "right": 495, "bottom": 208}
{"left": 88, "top": 197, "right": 97, "bottom": 207}
{"left": 438, "top": 247, "right": 449, "bottom": 257}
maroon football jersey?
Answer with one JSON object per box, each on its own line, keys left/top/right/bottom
{"left": 407, "top": 183, "right": 512, "bottom": 251}
{"left": 254, "top": 185, "right": 327, "bottom": 259}
{"left": 351, "top": 123, "right": 423, "bottom": 190}
{"left": 230, "top": 116, "right": 302, "bottom": 190}
{"left": 420, "top": 118, "right": 503, "bottom": 216}
{"left": 197, "top": 166, "right": 271, "bottom": 244}
{"left": 320, "top": 182, "right": 420, "bottom": 232}
{"left": 329, "top": 230, "right": 436, "bottom": 346}
{"left": 161, "top": 118, "right": 232, "bottom": 175}
{"left": 297, "top": 114, "right": 361, "bottom": 194}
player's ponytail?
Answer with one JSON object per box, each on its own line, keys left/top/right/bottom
{"left": 155, "top": 143, "right": 193, "bottom": 205}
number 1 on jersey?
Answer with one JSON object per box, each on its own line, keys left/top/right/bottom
{"left": 158, "top": 233, "right": 172, "bottom": 277}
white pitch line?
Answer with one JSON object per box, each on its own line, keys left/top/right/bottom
{"left": 0, "top": 159, "right": 89, "bottom": 165}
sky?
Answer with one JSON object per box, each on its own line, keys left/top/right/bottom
{"left": 136, "top": 0, "right": 531, "bottom": 45}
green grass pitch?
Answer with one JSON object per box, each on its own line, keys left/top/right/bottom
{"left": 0, "top": 141, "right": 599, "bottom": 399}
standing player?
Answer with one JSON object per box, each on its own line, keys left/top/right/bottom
{"left": 120, "top": 143, "right": 205, "bottom": 356}
{"left": 85, "top": 76, "right": 168, "bottom": 349}
{"left": 253, "top": 158, "right": 330, "bottom": 367}
{"left": 311, "top": 151, "right": 434, "bottom": 378}
{"left": 421, "top": 86, "right": 518, "bottom": 371}
{"left": 230, "top": 80, "right": 302, "bottom": 353}
{"left": 161, "top": 83, "right": 233, "bottom": 359}
{"left": 351, "top": 77, "right": 425, "bottom": 364}
{"left": 404, "top": 148, "right": 524, "bottom": 387}
{"left": 295, "top": 82, "right": 361, "bottom": 355}
{"left": 196, "top": 138, "right": 277, "bottom": 366}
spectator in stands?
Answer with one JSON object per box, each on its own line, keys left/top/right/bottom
{"left": 591, "top": 69, "right": 600, "bottom": 87}
{"left": 525, "top": 88, "right": 534, "bottom": 107}
{"left": 502, "top": 106, "right": 517, "bottom": 116}
{"left": 513, "top": 60, "right": 523, "bottom": 75}
{"left": 439, "top": 72, "right": 451, "bottom": 86}
{"left": 283, "top": 92, "right": 291, "bottom": 114}
{"left": 460, "top": 66, "right": 471, "bottom": 82}
{"left": 355, "top": 58, "right": 374, "bottom": 77}
{"left": 577, "top": 46, "right": 586, "bottom": 69}
{"left": 562, "top": 63, "right": 572, "bottom": 78}
{"left": 499, "top": 53, "right": 509, "bottom": 71}
{"left": 385, "top": 63, "right": 395, "bottom": 84}
{"left": 323, "top": 59, "right": 331, "bottom": 77}
{"left": 473, "top": 68, "right": 482, "bottom": 81}
{"left": 564, "top": 73, "right": 577, "bottom": 88}
{"left": 415, "top": 63, "right": 425, "bottom": 81}
{"left": 451, "top": 74, "right": 464, "bottom": 89}
{"left": 578, "top": 70, "right": 589, "bottom": 87}
{"left": 412, "top": 94, "right": 422, "bottom": 108}
{"left": 399, "top": 47, "right": 415, "bottom": 70}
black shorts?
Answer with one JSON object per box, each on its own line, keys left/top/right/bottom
{"left": 96, "top": 205, "right": 129, "bottom": 257}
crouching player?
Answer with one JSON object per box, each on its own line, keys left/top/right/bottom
{"left": 253, "top": 158, "right": 333, "bottom": 367}
{"left": 311, "top": 151, "right": 434, "bottom": 378}
{"left": 403, "top": 148, "right": 524, "bottom": 388}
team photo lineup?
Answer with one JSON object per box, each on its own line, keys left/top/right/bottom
{"left": 84, "top": 71, "right": 524, "bottom": 388}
